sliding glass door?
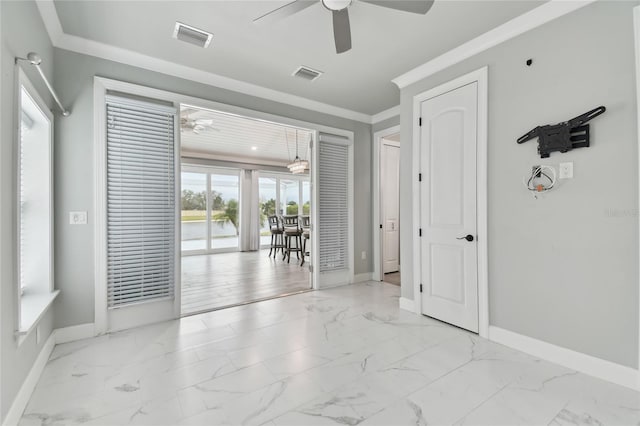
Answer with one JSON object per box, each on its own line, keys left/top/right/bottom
{"left": 210, "top": 173, "right": 240, "bottom": 250}
{"left": 181, "top": 166, "right": 240, "bottom": 254}
{"left": 181, "top": 172, "right": 208, "bottom": 252}
{"left": 259, "top": 177, "right": 277, "bottom": 246}
{"left": 258, "top": 173, "right": 310, "bottom": 249}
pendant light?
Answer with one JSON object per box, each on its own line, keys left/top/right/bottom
{"left": 287, "top": 129, "right": 309, "bottom": 174}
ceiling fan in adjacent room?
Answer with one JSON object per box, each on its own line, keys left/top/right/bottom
{"left": 254, "top": 0, "right": 434, "bottom": 54}
{"left": 180, "top": 109, "right": 221, "bottom": 134}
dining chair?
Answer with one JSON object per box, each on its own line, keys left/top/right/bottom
{"left": 267, "top": 215, "right": 285, "bottom": 257}
{"left": 300, "top": 215, "right": 310, "bottom": 266}
{"left": 282, "top": 215, "right": 303, "bottom": 263}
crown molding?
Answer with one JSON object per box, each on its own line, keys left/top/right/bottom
{"left": 371, "top": 105, "right": 400, "bottom": 124}
{"left": 392, "top": 0, "right": 597, "bottom": 89}
{"left": 35, "top": 0, "right": 374, "bottom": 124}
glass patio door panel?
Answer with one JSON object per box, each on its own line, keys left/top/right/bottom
{"left": 281, "top": 179, "right": 300, "bottom": 215}
{"left": 210, "top": 173, "right": 240, "bottom": 250}
{"left": 302, "top": 181, "right": 310, "bottom": 215}
{"left": 259, "top": 177, "right": 277, "bottom": 246}
{"left": 181, "top": 172, "right": 208, "bottom": 252}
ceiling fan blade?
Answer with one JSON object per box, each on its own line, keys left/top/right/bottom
{"left": 253, "top": 0, "right": 316, "bottom": 24}
{"left": 332, "top": 8, "right": 351, "bottom": 54}
{"left": 195, "top": 119, "right": 214, "bottom": 125}
{"left": 180, "top": 107, "right": 199, "bottom": 116}
{"left": 360, "top": 0, "right": 434, "bottom": 14}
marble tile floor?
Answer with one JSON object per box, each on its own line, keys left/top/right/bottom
{"left": 20, "top": 282, "right": 640, "bottom": 426}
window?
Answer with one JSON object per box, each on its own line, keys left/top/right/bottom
{"left": 16, "top": 72, "right": 57, "bottom": 334}
{"left": 210, "top": 173, "right": 240, "bottom": 250}
{"left": 181, "top": 166, "right": 241, "bottom": 254}
{"left": 259, "top": 177, "right": 277, "bottom": 246}
{"left": 258, "top": 173, "right": 309, "bottom": 248}
{"left": 302, "top": 181, "right": 311, "bottom": 215}
{"left": 280, "top": 179, "right": 299, "bottom": 215}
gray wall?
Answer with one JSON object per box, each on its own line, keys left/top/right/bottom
{"left": 0, "top": 1, "right": 56, "bottom": 422}
{"left": 372, "top": 115, "right": 400, "bottom": 134}
{"left": 400, "top": 0, "right": 639, "bottom": 368}
{"left": 52, "top": 48, "right": 373, "bottom": 329}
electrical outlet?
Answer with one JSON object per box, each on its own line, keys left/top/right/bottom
{"left": 69, "top": 211, "right": 88, "bottom": 225}
{"left": 361, "top": 251, "right": 366, "bottom": 260}
{"left": 559, "top": 162, "right": 573, "bottom": 179}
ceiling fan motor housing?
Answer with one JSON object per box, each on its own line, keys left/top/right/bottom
{"left": 322, "top": 0, "right": 352, "bottom": 11}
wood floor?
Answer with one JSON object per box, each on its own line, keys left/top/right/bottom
{"left": 181, "top": 249, "right": 310, "bottom": 315}
{"left": 384, "top": 271, "right": 401, "bottom": 286}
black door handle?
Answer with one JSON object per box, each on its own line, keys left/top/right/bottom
{"left": 456, "top": 234, "right": 474, "bottom": 242}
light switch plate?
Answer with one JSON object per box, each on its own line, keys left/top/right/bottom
{"left": 559, "top": 162, "right": 573, "bottom": 179}
{"left": 69, "top": 211, "right": 88, "bottom": 225}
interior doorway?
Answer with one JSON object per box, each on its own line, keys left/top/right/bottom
{"left": 412, "top": 67, "right": 489, "bottom": 337}
{"left": 179, "top": 104, "right": 313, "bottom": 315}
{"left": 373, "top": 126, "right": 401, "bottom": 286}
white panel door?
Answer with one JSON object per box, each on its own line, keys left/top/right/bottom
{"left": 420, "top": 82, "right": 478, "bottom": 333}
{"left": 382, "top": 142, "right": 400, "bottom": 273}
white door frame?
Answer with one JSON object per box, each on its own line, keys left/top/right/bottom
{"left": 633, "top": 5, "right": 640, "bottom": 373}
{"left": 94, "top": 77, "right": 354, "bottom": 333}
{"left": 372, "top": 125, "right": 401, "bottom": 282}
{"left": 412, "top": 66, "right": 489, "bottom": 338}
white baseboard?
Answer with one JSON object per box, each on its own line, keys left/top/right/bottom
{"left": 352, "top": 273, "right": 373, "bottom": 283}
{"left": 2, "top": 332, "right": 56, "bottom": 426}
{"left": 399, "top": 297, "right": 415, "bottom": 313}
{"left": 489, "top": 326, "right": 640, "bottom": 391}
{"left": 54, "top": 323, "right": 96, "bottom": 344}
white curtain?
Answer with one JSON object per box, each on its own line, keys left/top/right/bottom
{"left": 240, "top": 169, "right": 260, "bottom": 251}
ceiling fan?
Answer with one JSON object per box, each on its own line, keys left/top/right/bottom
{"left": 254, "top": 0, "right": 434, "bottom": 54}
{"left": 180, "top": 110, "right": 221, "bottom": 134}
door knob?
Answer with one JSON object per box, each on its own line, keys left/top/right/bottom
{"left": 456, "top": 234, "right": 474, "bottom": 242}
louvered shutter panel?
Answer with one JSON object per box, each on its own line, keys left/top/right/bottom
{"left": 318, "top": 133, "right": 349, "bottom": 272}
{"left": 106, "top": 95, "right": 176, "bottom": 308}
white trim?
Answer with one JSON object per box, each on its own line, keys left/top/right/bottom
{"left": 54, "top": 323, "right": 96, "bottom": 344}
{"left": 15, "top": 67, "right": 56, "bottom": 339}
{"left": 372, "top": 126, "right": 401, "bottom": 283}
{"left": 2, "top": 332, "right": 56, "bottom": 426}
{"left": 94, "top": 77, "right": 354, "bottom": 322}
{"left": 352, "top": 273, "right": 373, "bottom": 283}
{"left": 94, "top": 78, "right": 182, "bottom": 333}
{"left": 392, "top": 0, "right": 596, "bottom": 89}
{"left": 399, "top": 297, "right": 415, "bottom": 313}
{"left": 34, "top": 0, "right": 371, "bottom": 124}
{"left": 634, "top": 5, "right": 640, "bottom": 372}
{"left": 412, "top": 67, "right": 489, "bottom": 338}
{"left": 489, "top": 326, "right": 640, "bottom": 392}
{"left": 371, "top": 106, "right": 400, "bottom": 124}
{"left": 93, "top": 80, "right": 107, "bottom": 335}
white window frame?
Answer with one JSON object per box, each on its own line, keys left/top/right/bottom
{"left": 181, "top": 164, "right": 242, "bottom": 255}
{"left": 258, "top": 172, "right": 310, "bottom": 249}
{"left": 14, "top": 67, "right": 59, "bottom": 340}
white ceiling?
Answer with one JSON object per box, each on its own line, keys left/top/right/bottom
{"left": 52, "top": 0, "right": 544, "bottom": 116}
{"left": 180, "top": 105, "right": 312, "bottom": 166}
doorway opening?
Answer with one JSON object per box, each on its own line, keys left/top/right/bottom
{"left": 179, "top": 104, "right": 313, "bottom": 315}
{"left": 373, "top": 126, "right": 401, "bottom": 287}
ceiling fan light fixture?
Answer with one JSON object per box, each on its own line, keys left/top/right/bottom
{"left": 322, "top": 0, "right": 352, "bottom": 11}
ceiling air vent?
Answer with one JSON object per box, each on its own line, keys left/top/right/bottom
{"left": 292, "top": 66, "right": 323, "bottom": 82}
{"left": 173, "top": 22, "right": 213, "bottom": 48}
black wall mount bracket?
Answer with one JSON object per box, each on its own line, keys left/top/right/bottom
{"left": 517, "top": 106, "right": 606, "bottom": 158}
